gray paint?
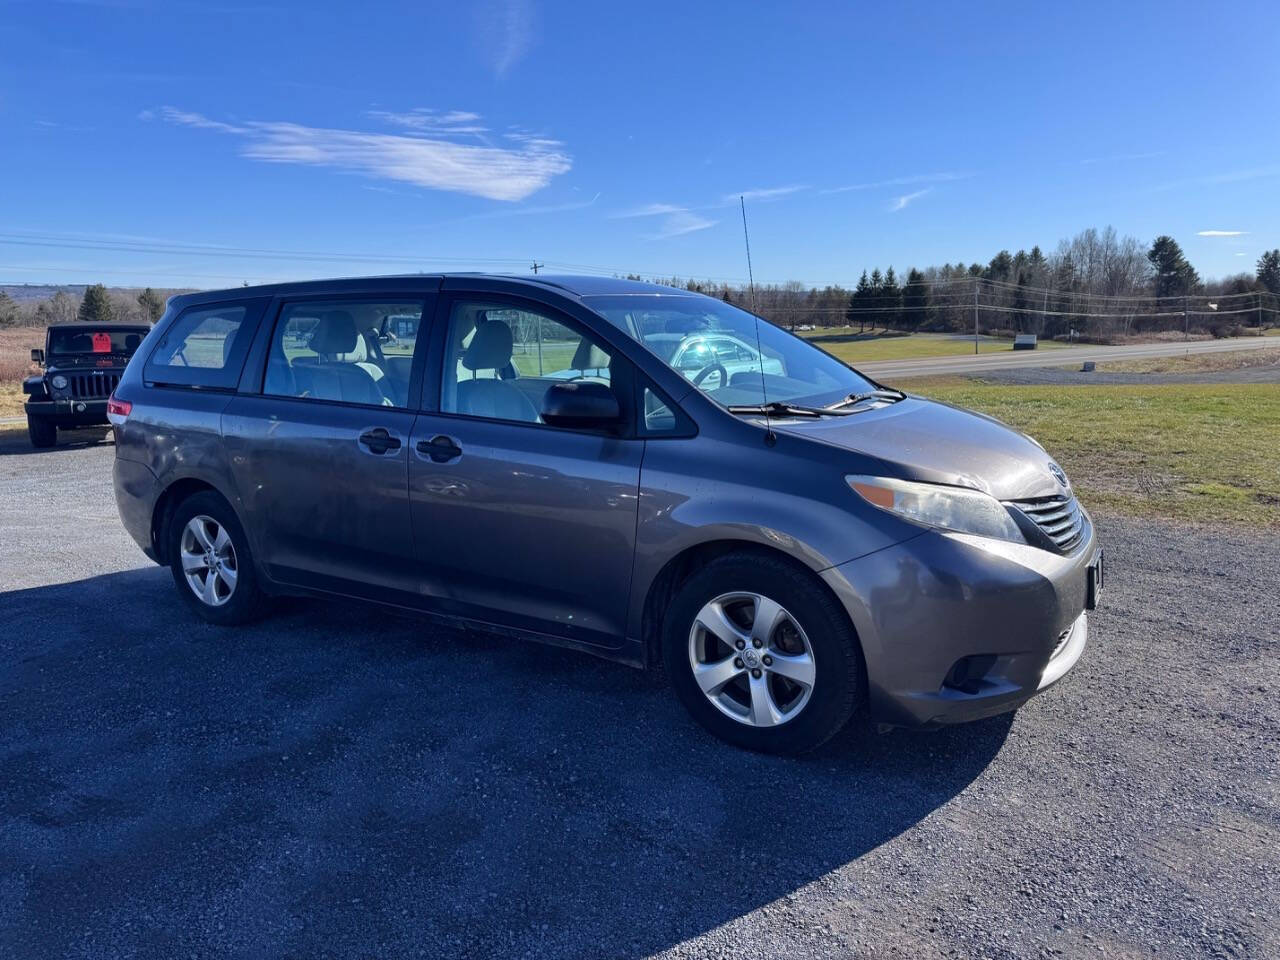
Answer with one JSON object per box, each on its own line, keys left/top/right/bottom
{"left": 111, "top": 274, "right": 1099, "bottom": 727}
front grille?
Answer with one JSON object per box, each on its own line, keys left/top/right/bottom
{"left": 1008, "top": 494, "right": 1084, "bottom": 551}
{"left": 66, "top": 371, "right": 120, "bottom": 399}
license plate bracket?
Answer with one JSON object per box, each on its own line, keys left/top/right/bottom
{"left": 1086, "top": 548, "right": 1104, "bottom": 610}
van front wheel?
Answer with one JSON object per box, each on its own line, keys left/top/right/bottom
{"left": 662, "top": 552, "right": 864, "bottom": 754}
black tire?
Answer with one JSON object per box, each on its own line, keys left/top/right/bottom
{"left": 27, "top": 415, "right": 56, "bottom": 448}
{"left": 167, "top": 490, "right": 268, "bottom": 626}
{"left": 662, "top": 551, "right": 864, "bottom": 754}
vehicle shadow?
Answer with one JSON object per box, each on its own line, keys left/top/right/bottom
{"left": 0, "top": 426, "right": 112, "bottom": 456}
{"left": 0, "top": 567, "right": 1012, "bottom": 959}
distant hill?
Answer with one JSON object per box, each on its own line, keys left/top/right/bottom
{"left": 1, "top": 284, "right": 197, "bottom": 303}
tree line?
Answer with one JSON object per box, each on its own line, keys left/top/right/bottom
{"left": 0, "top": 284, "right": 172, "bottom": 329}
{"left": 640, "top": 230, "right": 1280, "bottom": 340}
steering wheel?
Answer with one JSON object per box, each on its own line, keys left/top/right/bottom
{"left": 691, "top": 361, "right": 728, "bottom": 389}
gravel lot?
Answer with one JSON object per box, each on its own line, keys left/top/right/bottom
{"left": 1, "top": 435, "right": 1277, "bottom": 959}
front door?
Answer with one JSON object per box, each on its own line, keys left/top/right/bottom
{"left": 408, "top": 295, "right": 643, "bottom": 648}
{"left": 224, "top": 296, "right": 429, "bottom": 598}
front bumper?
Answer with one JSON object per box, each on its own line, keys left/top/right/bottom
{"left": 24, "top": 397, "right": 108, "bottom": 425}
{"left": 821, "top": 518, "right": 1099, "bottom": 727}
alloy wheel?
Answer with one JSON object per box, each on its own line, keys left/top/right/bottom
{"left": 179, "top": 514, "right": 238, "bottom": 607}
{"left": 687, "top": 592, "right": 816, "bottom": 727}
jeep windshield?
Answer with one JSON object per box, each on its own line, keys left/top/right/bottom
{"left": 584, "top": 294, "right": 878, "bottom": 408}
{"left": 49, "top": 328, "right": 148, "bottom": 356}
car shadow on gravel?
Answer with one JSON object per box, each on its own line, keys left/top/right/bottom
{"left": 1, "top": 567, "right": 1011, "bottom": 959}
{"left": 0, "top": 426, "right": 112, "bottom": 457}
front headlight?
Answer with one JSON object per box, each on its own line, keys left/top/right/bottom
{"left": 51, "top": 374, "right": 68, "bottom": 389}
{"left": 846, "top": 474, "right": 1024, "bottom": 543}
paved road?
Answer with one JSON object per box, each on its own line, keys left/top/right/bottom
{"left": 1, "top": 439, "right": 1277, "bottom": 958}
{"left": 857, "top": 335, "right": 1277, "bottom": 380}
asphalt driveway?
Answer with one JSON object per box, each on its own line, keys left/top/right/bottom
{"left": 1, "top": 435, "right": 1277, "bottom": 958}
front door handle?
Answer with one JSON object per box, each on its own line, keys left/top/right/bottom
{"left": 358, "top": 428, "right": 402, "bottom": 455}
{"left": 417, "top": 435, "right": 462, "bottom": 463}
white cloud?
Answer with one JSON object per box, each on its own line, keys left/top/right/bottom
{"left": 889, "top": 188, "right": 931, "bottom": 211}
{"left": 366, "top": 108, "right": 488, "bottom": 136}
{"left": 1196, "top": 230, "right": 1248, "bottom": 237}
{"left": 724, "top": 185, "right": 807, "bottom": 203}
{"left": 155, "top": 107, "right": 571, "bottom": 201}
{"left": 611, "top": 202, "right": 687, "bottom": 219}
{"left": 483, "top": 0, "right": 535, "bottom": 78}
{"left": 823, "top": 172, "right": 969, "bottom": 194}
{"left": 645, "top": 211, "right": 718, "bottom": 240}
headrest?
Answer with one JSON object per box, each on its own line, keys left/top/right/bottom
{"left": 571, "top": 337, "right": 610, "bottom": 371}
{"left": 462, "top": 318, "right": 514, "bottom": 371}
{"left": 311, "top": 310, "right": 358, "bottom": 355}
{"left": 333, "top": 332, "right": 368, "bottom": 363}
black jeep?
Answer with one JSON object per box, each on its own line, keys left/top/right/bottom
{"left": 23, "top": 322, "right": 151, "bottom": 447}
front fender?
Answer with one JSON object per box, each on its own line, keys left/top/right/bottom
{"left": 22, "top": 376, "right": 48, "bottom": 399}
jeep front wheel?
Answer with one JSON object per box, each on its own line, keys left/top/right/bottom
{"left": 27, "top": 415, "right": 56, "bottom": 448}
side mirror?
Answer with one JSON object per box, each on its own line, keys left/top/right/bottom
{"left": 541, "top": 380, "right": 620, "bottom": 429}
{"left": 31, "top": 349, "right": 44, "bottom": 364}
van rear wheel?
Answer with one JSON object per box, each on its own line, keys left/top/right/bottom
{"left": 662, "top": 552, "right": 864, "bottom": 754}
{"left": 168, "top": 490, "right": 267, "bottom": 625}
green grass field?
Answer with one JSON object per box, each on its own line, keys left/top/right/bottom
{"left": 897, "top": 377, "right": 1280, "bottom": 529}
{"left": 800, "top": 329, "right": 1071, "bottom": 364}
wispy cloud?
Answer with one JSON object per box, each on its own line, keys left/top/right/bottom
{"left": 610, "top": 202, "right": 687, "bottom": 219}
{"left": 1080, "top": 151, "right": 1165, "bottom": 165}
{"left": 1197, "top": 230, "right": 1248, "bottom": 237}
{"left": 615, "top": 203, "right": 717, "bottom": 239}
{"left": 644, "top": 211, "right": 718, "bottom": 240}
{"left": 480, "top": 0, "right": 535, "bottom": 78}
{"left": 148, "top": 107, "right": 571, "bottom": 201}
{"left": 889, "top": 188, "right": 931, "bottom": 211}
{"left": 822, "top": 172, "right": 970, "bottom": 194}
{"left": 366, "top": 108, "right": 487, "bottom": 137}
{"left": 724, "top": 185, "right": 807, "bottom": 203}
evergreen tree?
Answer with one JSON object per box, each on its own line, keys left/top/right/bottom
{"left": 849, "top": 270, "right": 872, "bottom": 332}
{"left": 1257, "top": 249, "right": 1280, "bottom": 295}
{"left": 0, "top": 290, "right": 18, "bottom": 327}
{"left": 880, "top": 266, "right": 902, "bottom": 328}
{"left": 137, "top": 287, "right": 165, "bottom": 322}
{"left": 1147, "top": 236, "right": 1200, "bottom": 298}
{"left": 78, "top": 284, "right": 115, "bottom": 323}
{"left": 902, "top": 268, "right": 932, "bottom": 331}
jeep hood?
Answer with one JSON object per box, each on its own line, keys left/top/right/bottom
{"left": 772, "top": 396, "right": 1068, "bottom": 501}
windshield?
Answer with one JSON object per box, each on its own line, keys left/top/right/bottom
{"left": 584, "top": 294, "right": 876, "bottom": 407}
{"left": 48, "top": 328, "right": 148, "bottom": 356}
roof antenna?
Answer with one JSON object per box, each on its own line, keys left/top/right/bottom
{"left": 740, "top": 196, "right": 775, "bottom": 446}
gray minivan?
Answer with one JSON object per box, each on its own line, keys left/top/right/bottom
{"left": 110, "top": 274, "right": 1101, "bottom": 753}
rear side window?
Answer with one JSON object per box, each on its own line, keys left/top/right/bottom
{"left": 145, "top": 300, "right": 264, "bottom": 389}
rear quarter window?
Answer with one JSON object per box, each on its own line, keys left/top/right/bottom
{"left": 144, "top": 299, "right": 267, "bottom": 389}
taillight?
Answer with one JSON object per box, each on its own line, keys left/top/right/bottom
{"left": 106, "top": 393, "right": 132, "bottom": 425}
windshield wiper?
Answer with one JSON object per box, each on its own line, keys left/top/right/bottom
{"left": 726, "top": 401, "right": 856, "bottom": 419}
{"left": 827, "top": 388, "right": 905, "bottom": 409}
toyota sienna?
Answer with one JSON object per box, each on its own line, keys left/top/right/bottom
{"left": 110, "top": 274, "right": 1101, "bottom": 753}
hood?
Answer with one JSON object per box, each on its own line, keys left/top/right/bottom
{"left": 772, "top": 397, "right": 1069, "bottom": 501}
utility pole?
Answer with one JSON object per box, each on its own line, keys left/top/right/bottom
{"left": 530, "top": 262, "right": 544, "bottom": 275}
{"left": 973, "top": 279, "right": 980, "bottom": 354}
{"left": 1260, "top": 293, "right": 1264, "bottom": 329}
{"left": 1183, "top": 295, "right": 1189, "bottom": 341}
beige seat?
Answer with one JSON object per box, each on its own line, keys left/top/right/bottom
{"left": 455, "top": 319, "right": 540, "bottom": 422}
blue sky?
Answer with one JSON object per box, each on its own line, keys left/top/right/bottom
{"left": 2, "top": 0, "right": 1277, "bottom": 288}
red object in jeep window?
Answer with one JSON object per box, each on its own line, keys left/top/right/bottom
{"left": 92, "top": 332, "right": 112, "bottom": 353}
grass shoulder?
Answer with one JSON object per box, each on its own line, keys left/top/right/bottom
{"left": 895, "top": 376, "right": 1280, "bottom": 529}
